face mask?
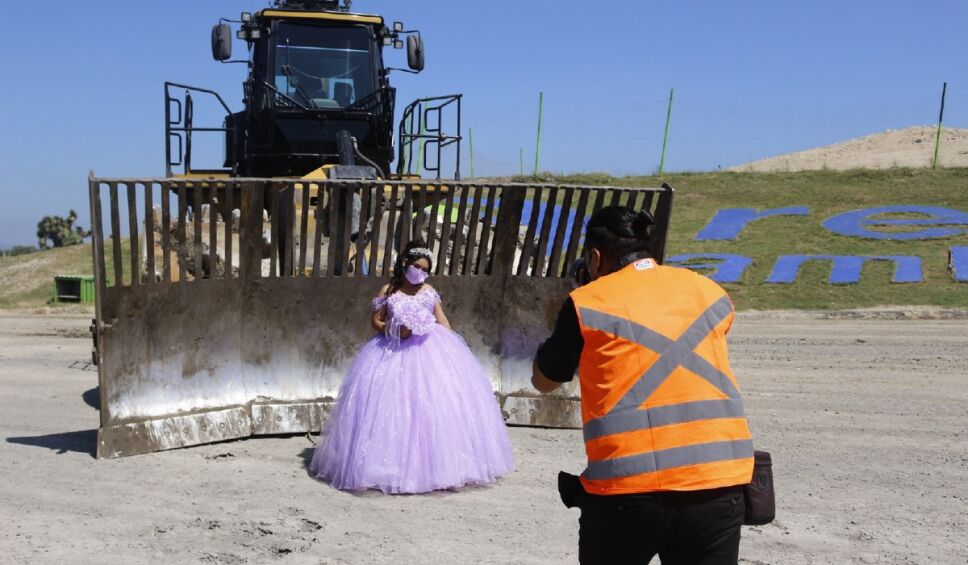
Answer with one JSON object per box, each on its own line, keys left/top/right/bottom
{"left": 405, "top": 265, "right": 429, "bottom": 285}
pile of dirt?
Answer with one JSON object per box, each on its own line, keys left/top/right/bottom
{"left": 731, "top": 126, "right": 968, "bottom": 171}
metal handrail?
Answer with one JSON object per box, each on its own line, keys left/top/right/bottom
{"left": 397, "top": 94, "right": 462, "bottom": 180}
{"left": 164, "top": 82, "right": 234, "bottom": 177}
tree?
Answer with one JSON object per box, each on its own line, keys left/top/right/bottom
{"left": 37, "top": 210, "right": 91, "bottom": 249}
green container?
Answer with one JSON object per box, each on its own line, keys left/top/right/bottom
{"left": 53, "top": 275, "right": 95, "bottom": 303}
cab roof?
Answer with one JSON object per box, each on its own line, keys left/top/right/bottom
{"left": 258, "top": 9, "right": 384, "bottom": 27}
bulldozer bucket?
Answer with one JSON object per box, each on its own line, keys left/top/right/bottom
{"left": 88, "top": 177, "right": 673, "bottom": 457}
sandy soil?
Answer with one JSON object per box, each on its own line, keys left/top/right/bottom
{"left": 1, "top": 313, "right": 966, "bottom": 564}
{"left": 731, "top": 126, "right": 968, "bottom": 172}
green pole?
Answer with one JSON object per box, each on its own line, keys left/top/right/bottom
{"left": 520, "top": 148, "right": 524, "bottom": 176}
{"left": 469, "top": 128, "right": 475, "bottom": 178}
{"left": 533, "top": 92, "right": 544, "bottom": 178}
{"left": 933, "top": 82, "right": 947, "bottom": 169}
{"left": 658, "top": 88, "right": 674, "bottom": 176}
{"left": 416, "top": 119, "right": 426, "bottom": 176}
{"left": 402, "top": 117, "right": 411, "bottom": 173}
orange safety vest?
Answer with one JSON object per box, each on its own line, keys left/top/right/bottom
{"left": 570, "top": 258, "right": 754, "bottom": 495}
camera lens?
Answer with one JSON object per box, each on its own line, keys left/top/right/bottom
{"left": 571, "top": 258, "right": 589, "bottom": 286}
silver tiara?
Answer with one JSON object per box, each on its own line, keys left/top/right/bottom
{"left": 407, "top": 247, "right": 434, "bottom": 260}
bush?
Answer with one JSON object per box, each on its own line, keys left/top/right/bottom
{"left": 0, "top": 245, "right": 39, "bottom": 257}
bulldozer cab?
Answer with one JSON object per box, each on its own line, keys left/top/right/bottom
{"left": 268, "top": 22, "right": 373, "bottom": 108}
{"left": 168, "top": 0, "right": 438, "bottom": 180}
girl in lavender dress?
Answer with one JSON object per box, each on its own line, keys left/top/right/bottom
{"left": 309, "top": 240, "right": 515, "bottom": 493}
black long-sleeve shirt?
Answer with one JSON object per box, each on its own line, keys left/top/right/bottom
{"left": 534, "top": 297, "right": 584, "bottom": 382}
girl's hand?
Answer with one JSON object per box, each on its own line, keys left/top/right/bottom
{"left": 371, "top": 284, "right": 390, "bottom": 334}
{"left": 371, "top": 306, "right": 387, "bottom": 335}
{"left": 382, "top": 323, "right": 412, "bottom": 340}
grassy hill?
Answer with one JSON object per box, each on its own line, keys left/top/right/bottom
{"left": 0, "top": 244, "right": 96, "bottom": 311}
{"left": 3, "top": 168, "right": 966, "bottom": 311}
{"left": 544, "top": 168, "right": 968, "bottom": 310}
{"left": 0, "top": 236, "right": 134, "bottom": 312}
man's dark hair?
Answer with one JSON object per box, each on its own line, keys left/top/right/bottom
{"left": 585, "top": 206, "right": 655, "bottom": 264}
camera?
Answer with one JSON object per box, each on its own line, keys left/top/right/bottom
{"left": 570, "top": 258, "right": 591, "bottom": 288}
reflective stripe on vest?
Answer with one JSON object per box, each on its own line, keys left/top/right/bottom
{"left": 573, "top": 270, "right": 754, "bottom": 488}
{"left": 579, "top": 296, "right": 742, "bottom": 443}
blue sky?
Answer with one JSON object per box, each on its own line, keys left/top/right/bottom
{"left": 1, "top": 0, "right": 966, "bottom": 247}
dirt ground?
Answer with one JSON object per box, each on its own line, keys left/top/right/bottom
{"left": 1, "top": 312, "right": 966, "bottom": 564}
{"left": 731, "top": 126, "right": 968, "bottom": 171}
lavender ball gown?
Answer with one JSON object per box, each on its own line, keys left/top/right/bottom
{"left": 309, "top": 286, "right": 515, "bottom": 493}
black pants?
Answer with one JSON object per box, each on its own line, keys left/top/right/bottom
{"left": 578, "top": 485, "right": 744, "bottom": 565}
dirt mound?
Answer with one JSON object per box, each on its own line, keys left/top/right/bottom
{"left": 731, "top": 126, "right": 968, "bottom": 172}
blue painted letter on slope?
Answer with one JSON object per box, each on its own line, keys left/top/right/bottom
{"left": 694, "top": 207, "right": 810, "bottom": 240}
{"left": 666, "top": 254, "right": 752, "bottom": 283}
{"left": 767, "top": 255, "right": 923, "bottom": 284}
{"left": 823, "top": 206, "right": 968, "bottom": 240}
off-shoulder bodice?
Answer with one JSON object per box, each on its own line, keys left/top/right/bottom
{"left": 372, "top": 286, "right": 440, "bottom": 337}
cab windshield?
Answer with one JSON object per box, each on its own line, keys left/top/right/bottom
{"left": 273, "top": 22, "right": 374, "bottom": 109}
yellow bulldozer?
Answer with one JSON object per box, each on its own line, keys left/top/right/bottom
{"left": 88, "top": 0, "right": 674, "bottom": 458}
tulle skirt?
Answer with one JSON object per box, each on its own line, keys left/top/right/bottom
{"left": 309, "top": 325, "right": 515, "bottom": 493}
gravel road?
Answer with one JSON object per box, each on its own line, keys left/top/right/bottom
{"left": 1, "top": 313, "right": 965, "bottom": 564}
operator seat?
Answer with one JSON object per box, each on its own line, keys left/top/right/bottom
{"left": 334, "top": 83, "right": 353, "bottom": 107}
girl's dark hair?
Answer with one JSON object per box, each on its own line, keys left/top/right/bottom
{"left": 386, "top": 239, "right": 433, "bottom": 296}
{"left": 584, "top": 206, "right": 655, "bottom": 264}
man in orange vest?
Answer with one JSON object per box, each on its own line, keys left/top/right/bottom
{"left": 532, "top": 205, "right": 755, "bottom": 564}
